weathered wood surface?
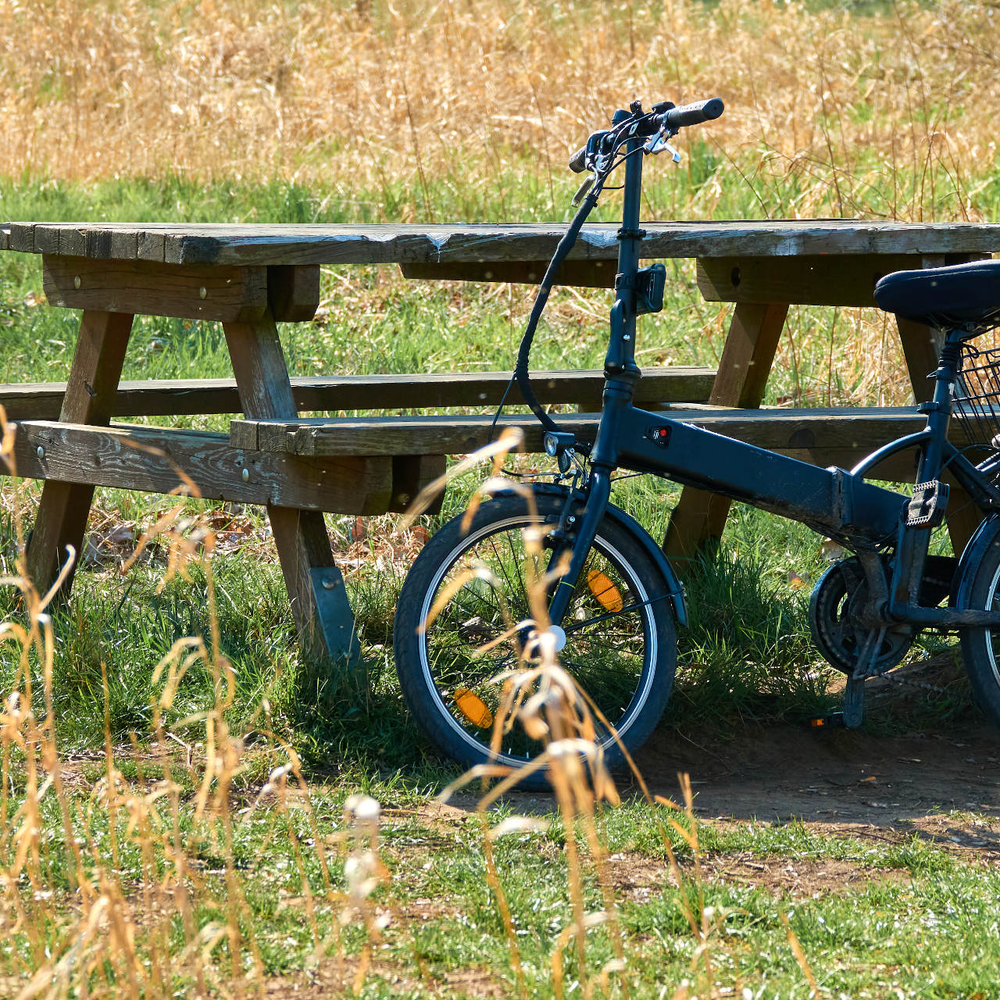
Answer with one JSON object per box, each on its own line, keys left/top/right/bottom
{"left": 230, "top": 405, "right": 945, "bottom": 473}
{"left": 8, "top": 221, "right": 1000, "bottom": 267}
{"left": 400, "top": 260, "right": 619, "bottom": 287}
{"left": 222, "top": 311, "right": 362, "bottom": 662}
{"left": 0, "top": 367, "right": 716, "bottom": 420}
{"left": 267, "top": 265, "right": 321, "bottom": 321}
{"left": 43, "top": 256, "right": 269, "bottom": 323}
{"left": 26, "top": 310, "right": 134, "bottom": 593}
{"left": 6, "top": 421, "right": 434, "bottom": 514}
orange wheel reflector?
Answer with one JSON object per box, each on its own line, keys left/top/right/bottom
{"left": 454, "top": 688, "right": 493, "bottom": 729}
{"left": 587, "top": 569, "right": 623, "bottom": 613}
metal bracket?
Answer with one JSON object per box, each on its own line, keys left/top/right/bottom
{"left": 309, "top": 566, "right": 363, "bottom": 669}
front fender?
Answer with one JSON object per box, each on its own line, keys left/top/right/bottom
{"left": 488, "top": 481, "right": 688, "bottom": 628}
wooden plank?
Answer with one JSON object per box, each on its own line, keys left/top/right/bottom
{"left": 706, "top": 302, "right": 788, "bottom": 410}
{"left": 57, "top": 228, "right": 87, "bottom": 257}
{"left": 223, "top": 311, "right": 359, "bottom": 663}
{"left": 34, "top": 226, "right": 61, "bottom": 254}
{"left": 110, "top": 228, "right": 139, "bottom": 260}
{"left": 26, "top": 310, "right": 134, "bottom": 594}
{"left": 42, "top": 255, "right": 268, "bottom": 323}
{"left": 3, "top": 407, "right": 975, "bottom": 509}
{"left": 229, "top": 405, "right": 933, "bottom": 458}
{"left": 400, "top": 259, "right": 617, "bottom": 288}
{"left": 390, "top": 455, "right": 447, "bottom": 512}
{"left": 0, "top": 368, "right": 716, "bottom": 420}
{"left": 8, "top": 223, "right": 36, "bottom": 252}
{"left": 268, "top": 265, "right": 321, "bottom": 321}
{"left": 224, "top": 314, "right": 299, "bottom": 416}
{"left": 6, "top": 221, "right": 998, "bottom": 268}
{"left": 697, "top": 254, "right": 926, "bottom": 307}
{"left": 5, "top": 421, "right": 406, "bottom": 514}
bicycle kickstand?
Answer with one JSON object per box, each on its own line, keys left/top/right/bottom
{"left": 811, "top": 627, "right": 885, "bottom": 730}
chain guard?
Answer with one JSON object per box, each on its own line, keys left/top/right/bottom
{"left": 808, "top": 555, "right": 957, "bottom": 675}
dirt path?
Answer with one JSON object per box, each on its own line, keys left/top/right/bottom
{"left": 633, "top": 719, "right": 1000, "bottom": 826}
{"left": 632, "top": 656, "right": 999, "bottom": 827}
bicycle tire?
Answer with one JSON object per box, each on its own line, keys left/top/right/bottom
{"left": 393, "top": 491, "right": 677, "bottom": 787}
{"left": 959, "top": 527, "right": 1000, "bottom": 725}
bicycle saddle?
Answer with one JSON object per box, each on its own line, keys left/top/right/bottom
{"left": 874, "top": 258, "right": 1000, "bottom": 337}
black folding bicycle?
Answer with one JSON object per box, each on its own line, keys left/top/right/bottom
{"left": 394, "top": 96, "right": 1000, "bottom": 784}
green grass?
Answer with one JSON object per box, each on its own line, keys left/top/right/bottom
{"left": 7, "top": 763, "right": 997, "bottom": 997}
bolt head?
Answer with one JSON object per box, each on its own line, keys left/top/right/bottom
{"left": 199, "top": 286, "right": 208, "bottom": 299}
{"left": 73, "top": 275, "right": 82, "bottom": 289}
{"left": 35, "top": 445, "right": 44, "bottom": 459}
{"left": 240, "top": 467, "right": 250, "bottom": 482}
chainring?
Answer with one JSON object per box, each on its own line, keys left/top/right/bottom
{"left": 809, "top": 556, "right": 913, "bottom": 675}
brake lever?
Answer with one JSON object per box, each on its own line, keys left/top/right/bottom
{"left": 646, "top": 130, "right": 682, "bottom": 163}
{"left": 572, "top": 174, "right": 594, "bottom": 206}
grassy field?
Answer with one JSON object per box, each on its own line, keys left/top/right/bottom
{"left": 2, "top": 0, "right": 1000, "bottom": 997}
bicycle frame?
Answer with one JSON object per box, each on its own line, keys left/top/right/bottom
{"left": 546, "top": 135, "right": 1000, "bottom": 638}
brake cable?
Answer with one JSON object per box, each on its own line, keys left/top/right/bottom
{"left": 489, "top": 111, "right": 658, "bottom": 444}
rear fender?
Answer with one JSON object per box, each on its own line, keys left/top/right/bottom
{"left": 488, "top": 482, "right": 688, "bottom": 627}
{"left": 954, "top": 514, "right": 1000, "bottom": 609}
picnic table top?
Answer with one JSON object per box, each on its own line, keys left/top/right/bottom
{"left": 3, "top": 220, "right": 999, "bottom": 268}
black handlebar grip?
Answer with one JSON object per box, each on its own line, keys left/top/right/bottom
{"left": 569, "top": 144, "right": 588, "bottom": 173}
{"left": 661, "top": 98, "right": 724, "bottom": 130}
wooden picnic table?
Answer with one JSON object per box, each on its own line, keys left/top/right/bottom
{"left": 1, "top": 220, "right": 999, "bottom": 664}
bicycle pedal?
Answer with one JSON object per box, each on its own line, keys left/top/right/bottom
{"left": 905, "top": 479, "right": 949, "bottom": 529}
{"left": 809, "top": 713, "right": 845, "bottom": 729}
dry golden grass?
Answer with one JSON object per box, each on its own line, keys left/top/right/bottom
{"left": 1, "top": 0, "right": 998, "bottom": 220}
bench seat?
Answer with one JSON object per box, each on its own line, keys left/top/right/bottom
{"left": 0, "top": 367, "right": 715, "bottom": 420}
{"left": 229, "top": 405, "right": 951, "bottom": 483}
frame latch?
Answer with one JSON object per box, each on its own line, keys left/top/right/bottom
{"left": 615, "top": 263, "right": 666, "bottom": 316}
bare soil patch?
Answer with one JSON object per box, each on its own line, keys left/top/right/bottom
{"left": 260, "top": 956, "right": 505, "bottom": 999}
{"left": 605, "top": 850, "right": 910, "bottom": 903}
{"left": 631, "top": 655, "right": 999, "bottom": 827}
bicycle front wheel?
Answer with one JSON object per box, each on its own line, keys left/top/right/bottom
{"left": 393, "top": 491, "right": 677, "bottom": 784}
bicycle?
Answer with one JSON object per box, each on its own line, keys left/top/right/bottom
{"left": 393, "top": 95, "right": 1000, "bottom": 786}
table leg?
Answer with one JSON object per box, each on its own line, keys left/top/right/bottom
{"left": 897, "top": 315, "right": 981, "bottom": 555}
{"left": 223, "top": 314, "right": 361, "bottom": 665}
{"left": 26, "top": 310, "right": 134, "bottom": 595}
{"left": 663, "top": 302, "right": 789, "bottom": 562}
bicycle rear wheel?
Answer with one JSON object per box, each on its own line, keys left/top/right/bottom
{"left": 958, "top": 525, "right": 1000, "bottom": 724}
{"left": 393, "top": 491, "right": 677, "bottom": 786}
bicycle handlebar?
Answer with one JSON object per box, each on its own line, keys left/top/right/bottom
{"left": 658, "top": 97, "right": 724, "bottom": 130}
{"left": 567, "top": 97, "right": 724, "bottom": 172}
